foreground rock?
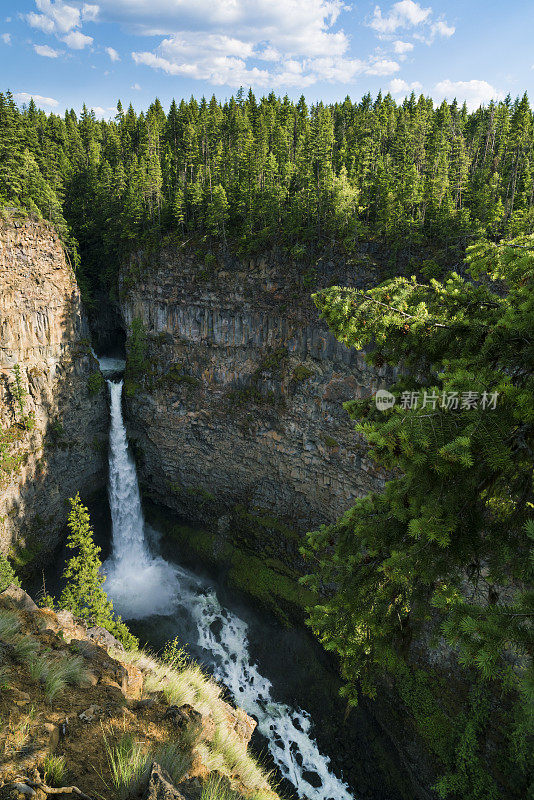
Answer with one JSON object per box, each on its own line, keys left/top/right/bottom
{"left": 0, "top": 587, "right": 274, "bottom": 800}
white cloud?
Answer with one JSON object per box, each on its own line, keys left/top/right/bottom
{"left": 1, "top": 32, "right": 11, "bottom": 44}
{"left": 27, "top": 0, "right": 81, "bottom": 34}
{"left": 389, "top": 77, "right": 422, "bottom": 95}
{"left": 122, "top": 0, "right": 402, "bottom": 88}
{"left": 393, "top": 39, "right": 413, "bottom": 55}
{"left": 131, "top": 82, "right": 141, "bottom": 89}
{"left": 91, "top": 104, "right": 115, "bottom": 117}
{"left": 63, "top": 30, "right": 93, "bottom": 48}
{"left": 414, "top": 17, "right": 455, "bottom": 44}
{"left": 26, "top": 12, "right": 56, "bottom": 33}
{"left": 369, "top": 1, "right": 430, "bottom": 34}
{"left": 433, "top": 79, "right": 504, "bottom": 110}
{"left": 432, "top": 19, "right": 454, "bottom": 37}
{"left": 34, "top": 43, "right": 61, "bottom": 56}
{"left": 15, "top": 91, "right": 59, "bottom": 108}
{"left": 105, "top": 45, "right": 119, "bottom": 60}
{"left": 82, "top": 3, "right": 99, "bottom": 21}
{"left": 23, "top": 0, "right": 373, "bottom": 88}
{"left": 366, "top": 58, "right": 400, "bottom": 75}
{"left": 25, "top": 1, "right": 96, "bottom": 49}
{"left": 257, "top": 45, "right": 280, "bottom": 62}
{"left": 20, "top": 0, "right": 452, "bottom": 90}
{"left": 369, "top": 1, "right": 454, "bottom": 49}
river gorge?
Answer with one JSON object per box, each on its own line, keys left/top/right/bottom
{"left": 1, "top": 215, "right": 511, "bottom": 800}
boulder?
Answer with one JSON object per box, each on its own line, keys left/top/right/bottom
{"left": 42, "top": 723, "right": 60, "bottom": 752}
{"left": 54, "top": 609, "right": 75, "bottom": 628}
{"left": 162, "top": 704, "right": 202, "bottom": 733}
{"left": 141, "top": 764, "right": 187, "bottom": 800}
{"left": 119, "top": 662, "right": 144, "bottom": 699}
{"left": 86, "top": 625, "right": 123, "bottom": 650}
{"left": 173, "top": 779, "right": 203, "bottom": 800}
{"left": 78, "top": 704, "right": 103, "bottom": 723}
{"left": 0, "top": 585, "right": 38, "bottom": 613}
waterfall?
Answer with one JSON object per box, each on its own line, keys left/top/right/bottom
{"left": 102, "top": 379, "right": 355, "bottom": 800}
{"left": 107, "top": 380, "right": 148, "bottom": 566}
{"left": 103, "top": 380, "right": 178, "bottom": 618}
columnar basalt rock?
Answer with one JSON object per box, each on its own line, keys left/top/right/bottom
{"left": 120, "top": 247, "right": 389, "bottom": 555}
{"left": 0, "top": 217, "right": 107, "bottom": 563}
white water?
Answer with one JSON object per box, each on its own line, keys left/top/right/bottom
{"left": 98, "top": 356, "right": 126, "bottom": 376}
{"left": 103, "top": 380, "right": 178, "bottom": 618}
{"left": 103, "top": 379, "right": 355, "bottom": 800}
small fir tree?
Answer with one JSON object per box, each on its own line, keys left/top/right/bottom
{"left": 59, "top": 494, "right": 137, "bottom": 649}
{"left": 0, "top": 551, "right": 20, "bottom": 592}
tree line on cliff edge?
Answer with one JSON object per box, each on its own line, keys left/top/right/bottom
{"left": 0, "top": 88, "right": 534, "bottom": 300}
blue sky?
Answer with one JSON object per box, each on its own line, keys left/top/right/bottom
{"left": 1, "top": 0, "right": 533, "bottom": 116}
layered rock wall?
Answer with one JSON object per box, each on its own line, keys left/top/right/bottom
{"left": 120, "top": 248, "right": 389, "bottom": 553}
{"left": 0, "top": 216, "right": 108, "bottom": 564}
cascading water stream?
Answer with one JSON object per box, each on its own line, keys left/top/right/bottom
{"left": 102, "top": 378, "right": 355, "bottom": 800}
{"left": 103, "top": 380, "right": 178, "bottom": 618}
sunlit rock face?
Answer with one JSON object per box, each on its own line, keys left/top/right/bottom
{"left": 0, "top": 217, "right": 107, "bottom": 561}
{"left": 120, "top": 246, "right": 390, "bottom": 552}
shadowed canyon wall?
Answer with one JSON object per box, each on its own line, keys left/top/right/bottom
{"left": 0, "top": 217, "right": 108, "bottom": 565}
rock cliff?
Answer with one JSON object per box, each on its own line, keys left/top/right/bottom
{"left": 0, "top": 216, "right": 107, "bottom": 567}
{"left": 120, "top": 247, "right": 389, "bottom": 563}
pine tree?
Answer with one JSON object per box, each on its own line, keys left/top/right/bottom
{"left": 59, "top": 494, "right": 137, "bottom": 649}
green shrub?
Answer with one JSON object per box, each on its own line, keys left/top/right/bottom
{"left": 161, "top": 636, "right": 190, "bottom": 671}
{"left": 87, "top": 371, "right": 105, "bottom": 395}
{"left": 0, "top": 551, "right": 20, "bottom": 592}
{"left": 125, "top": 318, "right": 148, "bottom": 397}
{"left": 319, "top": 433, "right": 339, "bottom": 448}
{"left": 302, "top": 267, "right": 317, "bottom": 288}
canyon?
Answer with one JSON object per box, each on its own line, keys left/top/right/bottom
{"left": 1, "top": 218, "right": 520, "bottom": 800}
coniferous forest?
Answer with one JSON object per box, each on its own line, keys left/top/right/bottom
{"left": 1, "top": 89, "right": 534, "bottom": 299}
{"left": 1, "top": 86, "right": 533, "bottom": 800}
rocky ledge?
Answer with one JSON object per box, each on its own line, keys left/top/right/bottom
{"left": 0, "top": 584, "right": 277, "bottom": 800}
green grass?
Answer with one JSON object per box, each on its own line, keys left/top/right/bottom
{"left": 124, "top": 646, "right": 274, "bottom": 796}
{"left": 0, "top": 609, "right": 21, "bottom": 641}
{"left": 200, "top": 776, "right": 237, "bottom": 800}
{"left": 43, "top": 655, "right": 90, "bottom": 701}
{"left": 103, "top": 733, "right": 150, "bottom": 800}
{"left": 26, "top": 652, "right": 90, "bottom": 701}
{"left": 5, "top": 706, "right": 36, "bottom": 754}
{"left": 28, "top": 654, "right": 51, "bottom": 682}
{"left": 208, "top": 725, "right": 269, "bottom": 791}
{"left": 42, "top": 754, "right": 68, "bottom": 787}
{"left": 102, "top": 733, "right": 191, "bottom": 799}
{"left": 12, "top": 634, "right": 41, "bottom": 663}
{"left": 152, "top": 741, "right": 191, "bottom": 786}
